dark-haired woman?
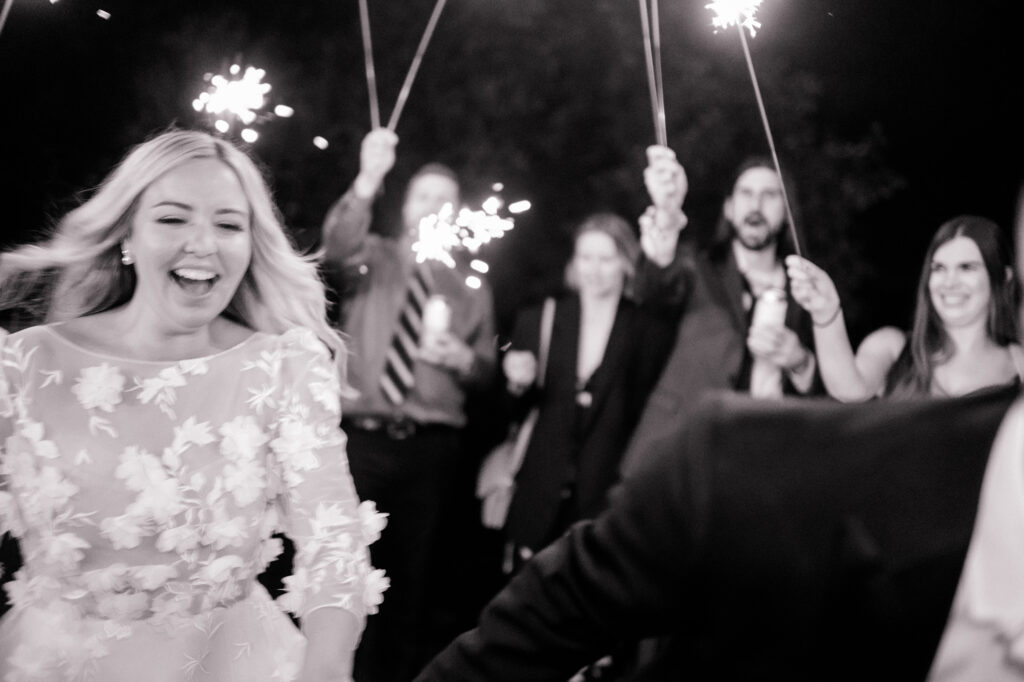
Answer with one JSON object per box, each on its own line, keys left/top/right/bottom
{"left": 788, "top": 215, "right": 1023, "bottom": 401}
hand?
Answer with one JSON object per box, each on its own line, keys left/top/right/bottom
{"left": 747, "top": 324, "right": 809, "bottom": 372}
{"left": 502, "top": 350, "right": 537, "bottom": 395}
{"left": 299, "top": 609, "right": 357, "bottom": 682}
{"left": 353, "top": 128, "right": 399, "bottom": 199}
{"left": 785, "top": 255, "right": 842, "bottom": 326}
{"left": 639, "top": 205, "right": 687, "bottom": 267}
{"left": 419, "top": 331, "right": 474, "bottom": 376}
{"left": 299, "top": 658, "right": 353, "bottom": 682}
{"left": 643, "top": 145, "right": 688, "bottom": 211}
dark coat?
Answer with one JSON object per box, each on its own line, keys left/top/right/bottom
{"left": 503, "top": 293, "right": 673, "bottom": 552}
{"left": 416, "top": 385, "right": 1020, "bottom": 681}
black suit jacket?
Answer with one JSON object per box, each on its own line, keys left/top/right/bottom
{"left": 416, "top": 385, "right": 1019, "bottom": 681}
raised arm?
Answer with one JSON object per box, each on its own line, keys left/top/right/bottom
{"left": 320, "top": 128, "right": 398, "bottom": 269}
{"left": 635, "top": 146, "right": 695, "bottom": 314}
{"left": 786, "top": 255, "right": 904, "bottom": 401}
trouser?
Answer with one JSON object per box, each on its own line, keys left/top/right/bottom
{"left": 344, "top": 420, "right": 461, "bottom": 682}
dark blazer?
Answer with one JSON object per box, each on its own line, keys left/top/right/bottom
{"left": 416, "top": 385, "right": 1020, "bottom": 682}
{"left": 622, "top": 243, "right": 820, "bottom": 474}
{"left": 503, "top": 293, "right": 673, "bottom": 552}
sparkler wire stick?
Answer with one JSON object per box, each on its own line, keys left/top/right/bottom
{"left": 387, "top": 0, "right": 448, "bottom": 131}
{"left": 357, "top": 0, "right": 381, "bottom": 129}
{"left": 650, "top": 0, "right": 667, "bottom": 146}
{"left": 637, "top": 0, "right": 666, "bottom": 146}
{"left": 736, "top": 26, "right": 803, "bottom": 257}
{"left": 0, "top": 0, "right": 15, "bottom": 40}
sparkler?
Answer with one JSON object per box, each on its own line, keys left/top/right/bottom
{"left": 637, "top": 0, "right": 667, "bottom": 146}
{"left": 387, "top": 0, "right": 447, "bottom": 131}
{"left": 0, "top": 0, "right": 16, "bottom": 40}
{"left": 192, "top": 64, "right": 292, "bottom": 144}
{"left": 706, "top": 0, "right": 803, "bottom": 256}
{"left": 357, "top": 0, "right": 381, "bottom": 129}
{"left": 411, "top": 191, "right": 526, "bottom": 287}
{"left": 354, "top": 0, "right": 449, "bottom": 132}
{"left": 1, "top": 1, "right": 111, "bottom": 40}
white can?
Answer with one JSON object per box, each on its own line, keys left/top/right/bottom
{"left": 422, "top": 295, "right": 452, "bottom": 340}
{"left": 751, "top": 288, "right": 788, "bottom": 329}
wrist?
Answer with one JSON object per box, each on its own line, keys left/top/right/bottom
{"left": 353, "top": 173, "right": 383, "bottom": 200}
{"left": 813, "top": 305, "right": 842, "bottom": 328}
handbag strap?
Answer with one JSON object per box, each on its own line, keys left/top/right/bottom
{"left": 536, "top": 297, "right": 555, "bottom": 389}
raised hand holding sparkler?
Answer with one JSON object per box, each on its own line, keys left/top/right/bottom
{"left": 353, "top": 128, "right": 398, "bottom": 199}
{"left": 706, "top": 0, "right": 804, "bottom": 257}
{"left": 639, "top": 145, "right": 689, "bottom": 266}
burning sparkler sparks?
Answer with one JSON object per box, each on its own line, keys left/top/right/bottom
{"left": 412, "top": 192, "right": 527, "bottom": 285}
{"left": 706, "top": 0, "right": 764, "bottom": 37}
{"left": 413, "top": 203, "right": 462, "bottom": 269}
{"left": 192, "top": 64, "right": 291, "bottom": 143}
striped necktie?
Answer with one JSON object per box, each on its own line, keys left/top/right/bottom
{"left": 381, "top": 264, "right": 431, "bottom": 404}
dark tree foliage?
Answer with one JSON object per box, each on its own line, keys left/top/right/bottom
{"left": 1, "top": 0, "right": 1018, "bottom": 340}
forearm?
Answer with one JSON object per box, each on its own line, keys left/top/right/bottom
{"left": 458, "top": 298, "right": 498, "bottom": 389}
{"left": 813, "top": 314, "right": 875, "bottom": 402}
{"left": 321, "top": 187, "right": 374, "bottom": 267}
{"left": 634, "top": 245, "right": 694, "bottom": 316}
{"left": 457, "top": 338, "right": 497, "bottom": 389}
{"left": 300, "top": 607, "right": 362, "bottom": 682}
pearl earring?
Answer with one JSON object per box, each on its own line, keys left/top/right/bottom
{"left": 120, "top": 245, "right": 134, "bottom": 266}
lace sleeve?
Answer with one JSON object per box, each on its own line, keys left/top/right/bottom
{"left": 0, "top": 335, "right": 23, "bottom": 584}
{"left": 269, "top": 329, "right": 388, "bottom": 623}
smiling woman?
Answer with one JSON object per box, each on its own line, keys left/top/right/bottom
{"left": 0, "top": 129, "right": 387, "bottom": 681}
{"left": 787, "top": 215, "right": 1024, "bottom": 401}
{"left": 85, "top": 157, "right": 256, "bottom": 359}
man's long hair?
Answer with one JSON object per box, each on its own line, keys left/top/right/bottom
{"left": 708, "top": 156, "right": 800, "bottom": 261}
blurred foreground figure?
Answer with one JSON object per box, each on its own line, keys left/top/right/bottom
{"left": 416, "top": 386, "right": 1021, "bottom": 682}
{"left": 0, "top": 130, "right": 386, "bottom": 681}
{"left": 414, "top": 186, "right": 1024, "bottom": 682}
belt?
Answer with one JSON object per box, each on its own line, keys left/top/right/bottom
{"left": 343, "top": 416, "right": 452, "bottom": 441}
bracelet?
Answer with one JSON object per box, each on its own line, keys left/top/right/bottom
{"left": 813, "top": 305, "right": 842, "bottom": 328}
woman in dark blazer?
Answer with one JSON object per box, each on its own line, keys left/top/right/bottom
{"left": 500, "top": 213, "right": 673, "bottom": 566}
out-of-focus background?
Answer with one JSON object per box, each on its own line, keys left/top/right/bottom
{"left": 0, "top": 0, "right": 1018, "bottom": 340}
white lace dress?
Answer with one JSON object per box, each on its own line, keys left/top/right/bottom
{"left": 0, "top": 325, "right": 388, "bottom": 681}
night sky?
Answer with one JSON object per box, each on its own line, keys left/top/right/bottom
{"left": 0, "top": 0, "right": 1019, "bottom": 337}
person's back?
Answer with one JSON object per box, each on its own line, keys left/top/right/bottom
{"left": 415, "top": 385, "right": 1020, "bottom": 681}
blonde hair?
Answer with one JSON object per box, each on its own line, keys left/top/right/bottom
{"left": 0, "top": 129, "right": 352, "bottom": 390}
